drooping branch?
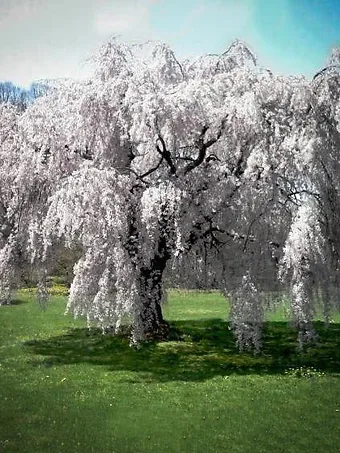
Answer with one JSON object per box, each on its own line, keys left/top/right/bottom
{"left": 313, "top": 65, "right": 340, "bottom": 81}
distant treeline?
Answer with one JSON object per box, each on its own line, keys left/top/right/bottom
{"left": 0, "top": 81, "right": 47, "bottom": 110}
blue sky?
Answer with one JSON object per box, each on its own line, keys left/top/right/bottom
{"left": 0, "top": 0, "right": 339, "bottom": 87}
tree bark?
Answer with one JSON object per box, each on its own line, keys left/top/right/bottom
{"left": 126, "top": 190, "right": 172, "bottom": 339}
{"left": 137, "top": 235, "right": 170, "bottom": 338}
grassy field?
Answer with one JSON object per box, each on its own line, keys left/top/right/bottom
{"left": 1, "top": 290, "right": 340, "bottom": 453}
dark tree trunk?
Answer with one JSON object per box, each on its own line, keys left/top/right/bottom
{"left": 137, "top": 235, "right": 170, "bottom": 338}
{"left": 126, "top": 189, "right": 172, "bottom": 339}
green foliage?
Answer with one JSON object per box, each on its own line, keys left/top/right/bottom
{"left": 20, "top": 277, "right": 69, "bottom": 297}
{"left": 1, "top": 291, "right": 340, "bottom": 452}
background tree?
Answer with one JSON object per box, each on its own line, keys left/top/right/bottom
{"left": 0, "top": 81, "right": 47, "bottom": 110}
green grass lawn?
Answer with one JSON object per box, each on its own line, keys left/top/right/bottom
{"left": 1, "top": 290, "right": 340, "bottom": 453}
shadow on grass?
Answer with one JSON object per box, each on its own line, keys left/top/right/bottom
{"left": 24, "top": 319, "right": 340, "bottom": 382}
{"left": 1, "top": 298, "right": 29, "bottom": 306}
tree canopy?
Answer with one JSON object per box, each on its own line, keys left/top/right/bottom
{"left": 1, "top": 39, "right": 340, "bottom": 350}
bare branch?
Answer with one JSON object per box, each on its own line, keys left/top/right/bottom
{"left": 140, "top": 156, "right": 164, "bottom": 179}
{"left": 156, "top": 134, "right": 177, "bottom": 175}
{"left": 183, "top": 118, "right": 227, "bottom": 175}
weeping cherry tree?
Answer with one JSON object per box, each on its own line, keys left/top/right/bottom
{"left": 1, "top": 39, "right": 340, "bottom": 349}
